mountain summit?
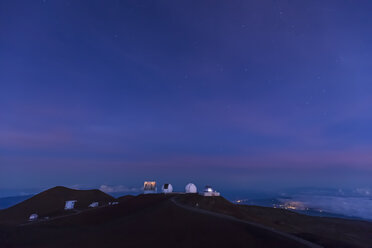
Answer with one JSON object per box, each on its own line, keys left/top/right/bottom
{"left": 0, "top": 186, "right": 114, "bottom": 225}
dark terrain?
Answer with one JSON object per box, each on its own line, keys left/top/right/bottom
{"left": 178, "top": 194, "right": 372, "bottom": 248}
{"left": 0, "top": 187, "right": 371, "bottom": 248}
{"left": 0, "top": 186, "right": 114, "bottom": 225}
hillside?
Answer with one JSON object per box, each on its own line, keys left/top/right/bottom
{"left": 0, "top": 191, "right": 371, "bottom": 248}
{"left": 175, "top": 194, "right": 372, "bottom": 248}
{"left": 237, "top": 205, "right": 372, "bottom": 248}
{"left": 0, "top": 186, "right": 114, "bottom": 225}
{"left": 0, "top": 193, "right": 310, "bottom": 248}
{"left": 117, "top": 194, "right": 135, "bottom": 202}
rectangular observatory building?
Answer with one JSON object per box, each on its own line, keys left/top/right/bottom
{"left": 143, "top": 181, "right": 157, "bottom": 194}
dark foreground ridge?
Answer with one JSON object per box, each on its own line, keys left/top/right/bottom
{"left": 0, "top": 187, "right": 371, "bottom": 248}
{"left": 171, "top": 197, "right": 321, "bottom": 248}
{"left": 0, "top": 186, "right": 114, "bottom": 225}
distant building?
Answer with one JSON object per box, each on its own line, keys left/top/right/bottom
{"left": 203, "top": 186, "right": 220, "bottom": 197}
{"left": 185, "top": 183, "right": 197, "bottom": 193}
{"left": 64, "top": 200, "right": 77, "bottom": 210}
{"left": 144, "top": 181, "right": 157, "bottom": 194}
{"left": 162, "top": 183, "right": 173, "bottom": 193}
{"left": 89, "top": 202, "right": 99, "bottom": 208}
{"left": 29, "top": 213, "right": 38, "bottom": 221}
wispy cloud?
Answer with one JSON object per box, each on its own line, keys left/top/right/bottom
{"left": 354, "top": 188, "right": 371, "bottom": 196}
{"left": 281, "top": 193, "right": 372, "bottom": 220}
{"left": 99, "top": 185, "right": 141, "bottom": 193}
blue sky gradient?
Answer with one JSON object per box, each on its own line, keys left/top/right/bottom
{"left": 1, "top": 0, "right": 372, "bottom": 192}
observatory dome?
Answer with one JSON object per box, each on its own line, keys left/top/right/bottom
{"left": 203, "top": 185, "right": 220, "bottom": 197}
{"left": 64, "top": 200, "right": 77, "bottom": 210}
{"left": 204, "top": 185, "right": 213, "bottom": 192}
{"left": 162, "top": 183, "right": 173, "bottom": 193}
{"left": 185, "top": 183, "right": 197, "bottom": 193}
{"left": 29, "top": 213, "right": 38, "bottom": 221}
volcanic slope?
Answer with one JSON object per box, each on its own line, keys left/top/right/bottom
{"left": 0, "top": 186, "right": 114, "bottom": 225}
{"left": 176, "top": 194, "right": 372, "bottom": 248}
{"left": 0, "top": 193, "right": 312, "bottom": 248}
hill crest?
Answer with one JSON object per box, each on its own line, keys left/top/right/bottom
{"left": 0, "top": 186, "right": 114, "bottom": 224}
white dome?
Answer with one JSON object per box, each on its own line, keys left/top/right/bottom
{"left": 185, "top": 183, "right": 197, "bottom": 193}
{"left": 29, "top": 214, "right": 38, "bottom": 221}
{"left": 162, "top": 183, "right": 173, "bottom": 193}
{"left": 204, "top": 186, "right": 213, "bottom": 192}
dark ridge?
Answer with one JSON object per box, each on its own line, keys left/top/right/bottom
{"left": 117, "top": 194, "right": 135, "bottom": 202}
{"left": 0, "top": 194, "right": 308, "bottom": 248}
{"left": 1, "top": 191, "right": 372, "bottom": 248}
{"left": 0, "top": 186, "right": 115, "bottom": 225}
{"left": 179, "top": 195, "right": 372, "bottom": 248}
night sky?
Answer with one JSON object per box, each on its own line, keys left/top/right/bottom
{"left": 1, "top": 0, "right": 372, "bottom": 193}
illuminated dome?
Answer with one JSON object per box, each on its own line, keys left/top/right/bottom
{"left": 203, "top": 185, "right": 220, "bottom": 197}
{"left": 29, "top": 213, "right": 38, "bottom": 221}
{"left": 162, "top": 183, "right": 173, "bottom": 193}
{"left": 185, "top": 183, "right": 197, "bottom": 193}
{"left": 204, "top": 185, "right": 213, "bottom": 192}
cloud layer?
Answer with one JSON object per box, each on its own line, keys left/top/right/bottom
{"left": 99, "top": 185, "right": 141, "bottom": 194}
{"left": 281, "top": 194, "right": 372, "bottom": 220}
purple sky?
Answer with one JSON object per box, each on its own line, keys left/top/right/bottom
{"left": 1, "top": 0, "right": 372, "bottom": 192}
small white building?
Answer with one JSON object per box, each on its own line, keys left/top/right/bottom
{"left": 185, "top": 183, "right": 197, "bottom": 193}
{"left": 203, "top": 186, "right": 220, "bottom": 197}
{"left": 64, "top": 200, "right": 77, "bottom": 210}
{"left": 162, "top": 183, "right": 173, "bottom": 193}
{"left": 144, "top": 181, "right": 157, "bottom": 194}
{"left": 29, "top": 213, "right": 38, "bottom": 221}
{"left": 89, "top": 202, "right": 99, "bottom": 208}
